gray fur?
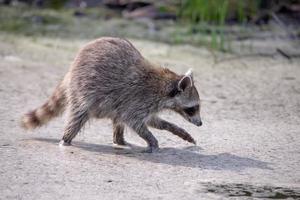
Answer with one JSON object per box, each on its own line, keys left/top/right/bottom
{"left": 21, "top": 37, "right": 202, "bottom": 152}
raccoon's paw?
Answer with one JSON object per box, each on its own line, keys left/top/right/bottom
{"left": 189, "top": 138, "right": 197, "bottom": 145}
{"left": 112, "top": 141, "right": 132, "bottom": 150}
{"left": 183, "top": 134, "right": 197, "bottom": 145}
{"left": 113, "top": 140, "right": 128, "bottom": 146}
{"left": 59, "top": 140, "right": 71, "bottom": 147}
{"left": 141, "top": 146, "right": 159, "bottom": 153}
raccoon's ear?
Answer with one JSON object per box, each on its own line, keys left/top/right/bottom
{"left": 178, "top": 69, "right": 193, "bottom": 91}
{"left": 185, "top": 68, "right": 193, "bottom": 80}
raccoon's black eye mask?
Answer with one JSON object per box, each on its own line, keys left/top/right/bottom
{"left": 184, "top": 105, "right": 199, "bottom": 116}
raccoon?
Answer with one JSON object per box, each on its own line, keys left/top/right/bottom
{"left": 21, "top": 37, "right": 202, "bottom": 153}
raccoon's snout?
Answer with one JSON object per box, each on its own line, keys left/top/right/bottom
{"left": 196, "top": 120, "right": 202, "bottom": 126}
{"left": 178, "top": 105, "right": 202, "bottom": 126}
{"left": 190, "top": 117, "right": 202, "bottom": 126}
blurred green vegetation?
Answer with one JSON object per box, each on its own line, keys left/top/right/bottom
{"left": 179, "top": 0, "right": 260, "bottom": 24}
{"left": 178, "top": 0, "right": 261, "bottom": 51}
{"left": 0, "top": 5, "right": 119, "bottom": 38}
{"left": 0, "top": 5, "right": 243, "bottom": 52}
{"left": 0, "top": 6, "right": 68, "bottom": 35}
{"left": 1, "top": 0, "right": 298, "bottom": 52}
{"left": 45, "top": 0, "right": 69, "bottom": 9}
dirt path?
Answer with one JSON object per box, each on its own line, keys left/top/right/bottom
{"left": 0, "top": 34, "right": 300, "bottom": 199}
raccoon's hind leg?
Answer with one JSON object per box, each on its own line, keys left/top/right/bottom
{"left": 61, "top": 107, "right": 89, "bottom": 145}
{"left": 148, "top": 116, "right": 196, "bottom": 145}
{"left": 113, "top": 121, "right": 126, "bottom": 145}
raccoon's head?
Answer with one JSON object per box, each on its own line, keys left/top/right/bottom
{"left": 167, "top": 69, "right": 202, "bottom": 126}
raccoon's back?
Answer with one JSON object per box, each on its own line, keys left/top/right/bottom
{"left": 72, "top": 37, "right": 146, "bottom": 86}
{"left": 69, "top": 37, "right": 155, "bottom": 110}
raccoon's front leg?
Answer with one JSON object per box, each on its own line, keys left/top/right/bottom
{"left": 148, "top": 116, "right": 196, "bottom": 145}
{"left": 132, "top": 123, "right": 159, "bottom": 153}
{"left": 113, "top": 122, "right": 126, "bottom": 145}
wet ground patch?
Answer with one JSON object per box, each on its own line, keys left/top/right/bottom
{"left": 203, "top": 182, "right": 300, "bottom": 199}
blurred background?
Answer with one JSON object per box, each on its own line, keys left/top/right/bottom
{"left": 0, "top": 0, "right": 299, "bottom": 56}
{"left": 1, "top": 1, "right": 300, "bottom": 199}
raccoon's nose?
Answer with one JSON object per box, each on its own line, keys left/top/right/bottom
{"left": 197, "top": 120, "right": 203, "bottom": 126}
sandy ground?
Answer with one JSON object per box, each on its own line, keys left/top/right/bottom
{"left": 0, "top": 34, "right": 300, "bottom": 199}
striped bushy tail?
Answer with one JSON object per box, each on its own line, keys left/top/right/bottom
{"left": 21, "top": 82, "right": 66, "bottom": 130}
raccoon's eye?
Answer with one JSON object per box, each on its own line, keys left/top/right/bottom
{"left": 184, "top": 105, "right": 199, "bottom": 116}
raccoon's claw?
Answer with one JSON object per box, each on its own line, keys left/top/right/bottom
{"left": 190, "top": 138, "right": 197, "bottom": 145}
{"left": 183, "top": 135, "right": 196, "bottom": 145}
